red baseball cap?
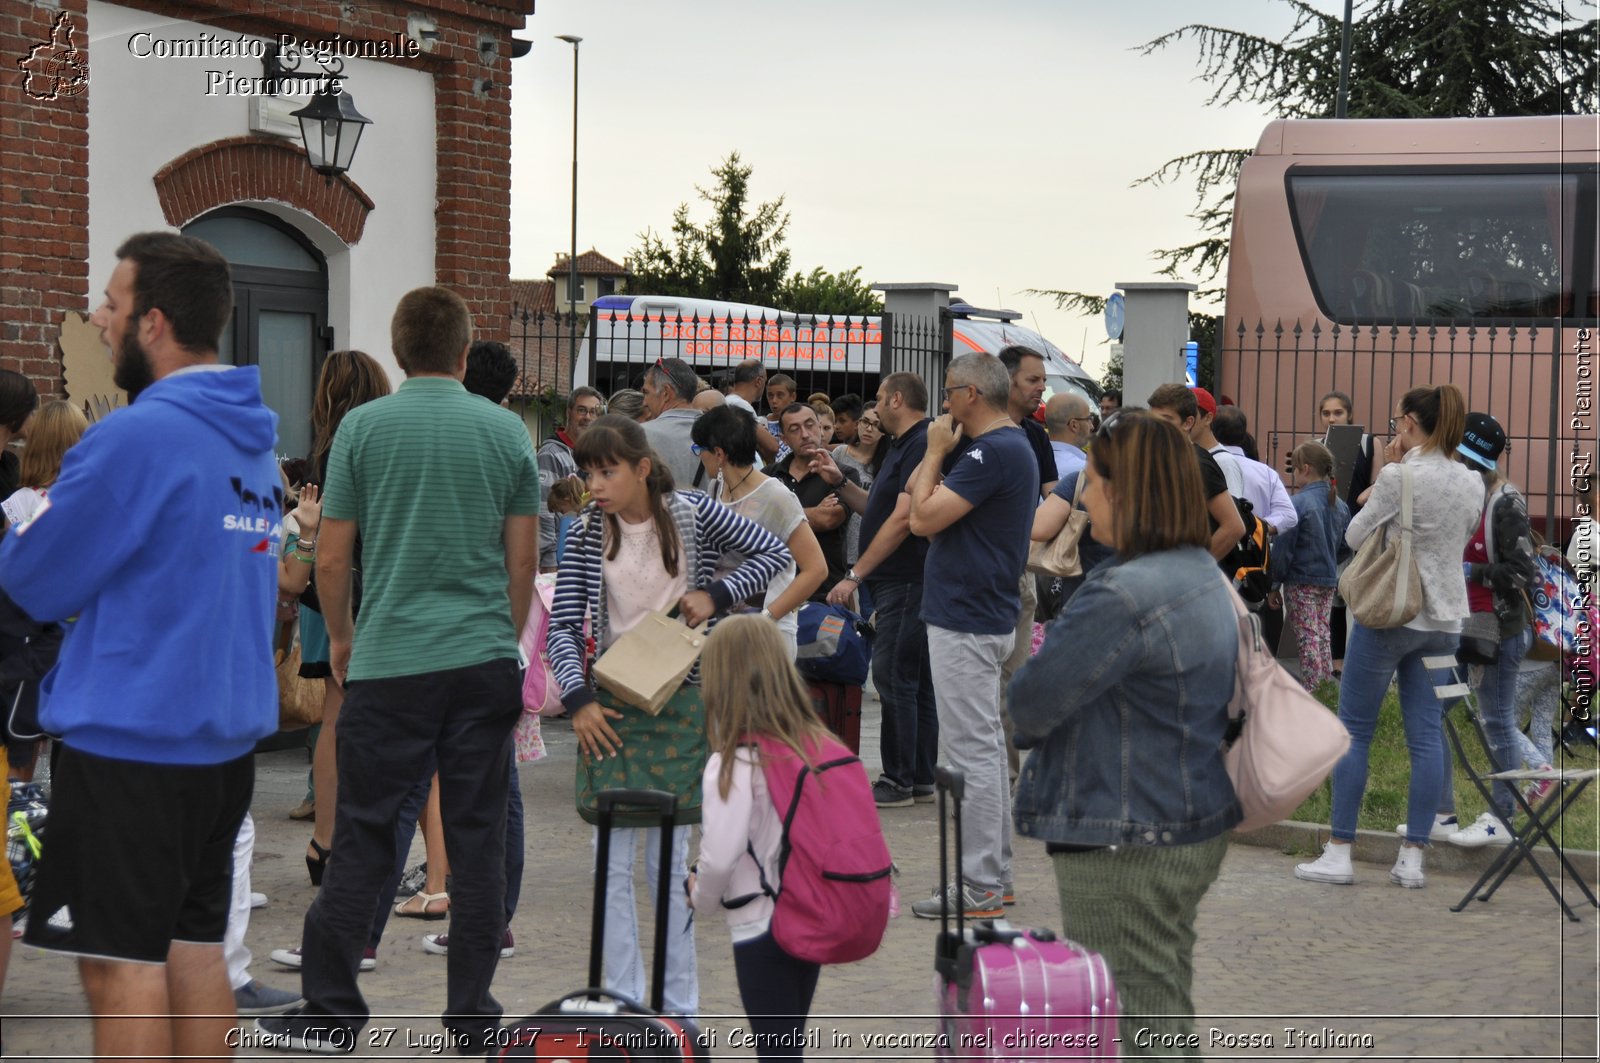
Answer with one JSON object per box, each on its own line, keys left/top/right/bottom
{"left": 1190, "top": 387, "right": 1217, "bottom": 416}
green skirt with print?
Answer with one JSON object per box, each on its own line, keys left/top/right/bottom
{"left": 575, "top": 685, "right": 705, "bottom": 828}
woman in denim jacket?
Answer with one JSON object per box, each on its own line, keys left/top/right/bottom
{"left": 1010, "top": 411, "right": 1239, "bottom": 1059}
{"left": 1269, "top": 441, "right": 1351, "bottom": 691}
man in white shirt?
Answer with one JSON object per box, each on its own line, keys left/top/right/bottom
{"left": 1212, "top": 406, "right": 1298, "bottom": 536}
{"left": 726, "top": 359, "right": 779, "bottom": 462}
{"left": 1044, "top": 393, "right": 1091, "bottom": 482}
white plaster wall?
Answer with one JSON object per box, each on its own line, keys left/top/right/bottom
{"left": 87, "top": 0, "right": 437, "bottom": 384}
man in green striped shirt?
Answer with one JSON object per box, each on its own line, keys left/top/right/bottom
{"left": 259, "top": 287, "right": 539, "bottom": 1056}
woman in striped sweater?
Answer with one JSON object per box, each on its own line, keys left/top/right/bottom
{"left": 547, "top": 414, "right": 792, "bottom": 1015}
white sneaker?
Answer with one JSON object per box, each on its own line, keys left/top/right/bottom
{"left": 1294, "top": 843, "right": 1354, "bottom": 884}
{"left": 1394, "top": 814, "right": 1458, "bottom": 841}
{"left": 1390, "top": 845, "right": 1425, "bottom": 888}
{"left": 1447, "top": 812, "right": 1514, "bottom": 848}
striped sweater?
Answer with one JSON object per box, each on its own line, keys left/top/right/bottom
{"left": 549, "top": 489, "right": 792, "bottom": 713}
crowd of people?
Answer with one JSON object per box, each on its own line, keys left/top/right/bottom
{"left": 0, "top": 231, "right": 1591, "bottom": 1060}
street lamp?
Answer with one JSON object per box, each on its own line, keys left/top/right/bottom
{"left": 556, "top": 34, "right": 581, "bottom": 393}
{"left": 291, "top": 80, "right": 372, "bottom": 181}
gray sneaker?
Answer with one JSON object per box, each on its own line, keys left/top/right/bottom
{"left": 872, "top": 780, "right": 914, "bottom": 808}
{"left": 910, "top": 882, "right": 1004, "bottom": 920}
{"left": 911, "top": 786, "right": 937, "bottom": 804}
{"left": 233, "top": 979, "right": 305, "bottom": 1016}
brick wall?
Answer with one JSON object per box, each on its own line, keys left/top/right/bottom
{"left": 0, "top": 0, "right": 530, "bottom": 394}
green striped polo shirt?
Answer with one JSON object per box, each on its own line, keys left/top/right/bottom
{"left": 321, "top": 376, "right": 540, "bottom": 681}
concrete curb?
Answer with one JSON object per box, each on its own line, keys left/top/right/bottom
{"left": 1235, "top": 818, "right": 1600, "bottom": 886}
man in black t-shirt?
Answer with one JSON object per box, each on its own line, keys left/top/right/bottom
{"left": 1147, "top": 401, "right": 1247, "bottom": 562}
{"left": 817, "top": 373, "right": 936, "bottom": 807}
{"left": 771, "top": 403, "right": 858, "bottom": 599}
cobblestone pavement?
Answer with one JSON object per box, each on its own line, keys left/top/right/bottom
{"left": 3, "top": 695, "right": 1597, "bottom": 1060}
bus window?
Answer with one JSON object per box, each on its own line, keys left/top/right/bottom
{"left": 1287, "top": 170, "right": 1582, "bottom": 323}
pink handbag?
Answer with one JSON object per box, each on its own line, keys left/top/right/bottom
{"left": 1221, "top": 577, "right": 1351, "bottom": 832}
{"left": 520, "top": 575, "right": 564, "bottom": 717}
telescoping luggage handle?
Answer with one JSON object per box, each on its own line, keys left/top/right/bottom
{"left": 933, "top": 764, "right": 965, "bottom": 985}
{"left": 591, "top": 788, "right": 678, "bottom": 1014}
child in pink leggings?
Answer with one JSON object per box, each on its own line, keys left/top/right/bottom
{"left": 1271, "top": 442, "right": 1350, "bottom": 691}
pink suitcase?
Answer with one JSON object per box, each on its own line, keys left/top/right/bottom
{"left": 932, "top": 766, "right": 1118, "bottom": 1060}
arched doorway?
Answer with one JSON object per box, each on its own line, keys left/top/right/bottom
{"left": 182, "top": 209, "right": 329, "bottom": 459}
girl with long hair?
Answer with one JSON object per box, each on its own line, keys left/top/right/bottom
{"left": 1270, "top": 441, "right": 1350, "bottom": 691}
{"left": 1297, "top": 384, "right": 1483, "bottom": 889}
{"left": 301, "top": 350, "right": 391, "bottom": 883}
{"left": 2, "top": 401, "right": 88, "bottom": 530}
{"left": 689, "top": 615, "right": 833, "bottom": 1060}
{"left": 548, "top": 414, "right": 791, "bottom": 1014}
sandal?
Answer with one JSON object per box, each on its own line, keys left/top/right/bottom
{"left": 393, "top": 890, "right": 450, "bottom": 920}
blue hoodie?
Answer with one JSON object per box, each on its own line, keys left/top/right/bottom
{"left": 0, "top": 366, "right": 280, "bottom": 764}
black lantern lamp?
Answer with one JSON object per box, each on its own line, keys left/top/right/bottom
{"left": 291, "top": 80, "right": 371, "bottom": 180}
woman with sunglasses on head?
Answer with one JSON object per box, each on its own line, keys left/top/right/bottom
{"left": 1009, "top": 411, "right": 1240, "bottom": 1057}
{"left": 1296, "top": 384, "right": 1483, "bottom": 890}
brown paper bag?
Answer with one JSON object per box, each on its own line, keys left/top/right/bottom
{"left": 591, "top": 611, "right": 709, "bottom": 715}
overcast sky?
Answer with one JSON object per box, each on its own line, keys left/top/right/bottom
{"left": 507, "top": 0, "right": 1329, "bottom": 377}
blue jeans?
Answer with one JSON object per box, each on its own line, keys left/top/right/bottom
{"left": 1331, "top": 624, "right": 1461, "bottom": 847}
{"left": 867, "top": 579, "right": 937, "bottom": 791}
{"left": 1514, "top": 663, "right": 1560, "bottom": 768}
{"left": 594, "top": 825, "right": 697, "bottom": 1014}
{"left": 1477, "top": 626, "right": 1534, "bottom": 820}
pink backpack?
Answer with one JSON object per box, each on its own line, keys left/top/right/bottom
{"left": 520, "top": 576, "right": 564, "bottom": 717}
{"left": 745, "top": 734, "right": 893, "bottom": 965}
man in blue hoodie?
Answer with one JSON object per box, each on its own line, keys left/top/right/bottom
{"left": 0, "top": 232, "right": 280, "bottom": 1060}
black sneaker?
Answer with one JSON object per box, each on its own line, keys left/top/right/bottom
{"left": 872, "top": 779, "right": 914, "bottom": 808}
{"left": 255, "top": 1011, "right": 358, "bottom": 1055}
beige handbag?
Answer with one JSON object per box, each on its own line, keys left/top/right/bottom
{"left": 1338, "top": 463, "right": 1422, "bottom": 629}
{"left": 1026, "top": 489, "right": 1088, "bottom": 578}
{"left": 591, "top": 610, "right": 709, "bottom": 715}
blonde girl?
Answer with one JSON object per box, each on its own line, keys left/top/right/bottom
{"left": 2, "top": 401, "right": 88, "bottom": 530}
{"left": 548, "top": 414, "right": 791, "bottom": 1014}
{"left": 1270, "top": 441, "right": 1350, "bottom": 691}
{"left": 690, "top": 615, "right": 830, "bottom": 1060}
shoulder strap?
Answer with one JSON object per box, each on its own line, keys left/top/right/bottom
{"left": 1389, "top": 465, "right": 1415, "bottom": 627}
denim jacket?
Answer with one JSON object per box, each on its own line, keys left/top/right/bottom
{"left": 1269, "top": 486, "right": 1350, "bottom": 588}
{"left": 1010, "top": 546, "right": 1241, "bottom": 847}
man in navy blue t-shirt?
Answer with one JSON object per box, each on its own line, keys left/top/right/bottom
{"left": 906, "top": 352, "right": 1038, "bottom": 919}
{"left": 819, "top": 373, "right": 937, "bottom": 808}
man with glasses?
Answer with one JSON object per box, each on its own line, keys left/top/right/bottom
{"left": 907, "top": 353, "right": 1038, "bottom": 919}
{"left": 641, "top": 357, "right": 705, "bottom": 489}
{"left": 1044, "top": 393, "right": 1092, "bottom": 482}
{"left": 538, "top": 386, "right": 604, "bottom": 572}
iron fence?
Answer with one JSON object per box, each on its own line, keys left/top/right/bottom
{"left": 511, "top": 304, "right": 956, "bottom": 433}
{"left": 1219, "top": 316, "right": 1593, "bottom": 541}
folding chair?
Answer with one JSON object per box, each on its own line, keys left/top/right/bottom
{"left": 1429, "top": 655, "right": 1600, "bottom": 922}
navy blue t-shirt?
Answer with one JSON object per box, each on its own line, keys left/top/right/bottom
{"left": 859, "top": 418, "right": 930, "bottom": 584}
{"left": 922, "top": 425, "right": 1038, "bottom": 634}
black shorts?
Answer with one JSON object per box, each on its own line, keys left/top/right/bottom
{"left": 23, "top": 746, "right": 253, "bottom": 964}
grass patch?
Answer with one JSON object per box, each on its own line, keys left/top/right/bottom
{"left": 1287, "top": 683, "right": 1600, "bottom": 850}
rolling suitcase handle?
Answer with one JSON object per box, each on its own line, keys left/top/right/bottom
{"left": 592, "top": 788, "right": 679, "bottom": 1014}
{"left": 933, "top": 764, "right": 966, "bottom": 985}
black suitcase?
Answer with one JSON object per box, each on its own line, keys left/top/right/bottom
{"left": 497, "top": 789, "right": 709, "bottom": 1060}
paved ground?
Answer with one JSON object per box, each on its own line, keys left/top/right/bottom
{"left": 3, "top": 695, "right": 1598, "bottom": 1061}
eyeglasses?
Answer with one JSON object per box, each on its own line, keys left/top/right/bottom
{"left": 941, "top": 384, "right": 974, "bottom": 400}
{"left": 689, "top": 443, "right": 704, "bottom": 456}
{"left": 573, "top": 405, "right": 603, "bottom": 418}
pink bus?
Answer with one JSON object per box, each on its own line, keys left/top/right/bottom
{"left": 1219, "top": 116, "right": 1599, "bottom": 536}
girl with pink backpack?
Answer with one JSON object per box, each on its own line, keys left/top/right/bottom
{"left": 689, "top": 614, "right": 892, "bottom": 1060}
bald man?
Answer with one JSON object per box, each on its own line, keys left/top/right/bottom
{"left": 1044, "top": 393, "right": 1092, "bottom": 482}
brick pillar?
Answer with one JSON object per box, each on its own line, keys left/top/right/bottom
{"left": 434, "top": 45, "right": 514, "bottom": 339}
{"left": 1, "top": 0, "right": 92, "bottom": 398}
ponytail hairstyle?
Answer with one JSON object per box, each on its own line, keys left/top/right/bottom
{"left": 1292, "top": 440, "right": 1337, "bottom": 509}
{"left": 1400, "top": 384, "right": 1466, "bottom": 455}
{"left": 572, "top": 413, "right": 681, "bottom": 577}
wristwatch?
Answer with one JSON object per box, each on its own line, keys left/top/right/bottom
{"left": 844, "top": 570, "right": 862, "bottom": 584}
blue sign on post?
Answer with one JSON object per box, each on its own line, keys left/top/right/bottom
{"left": 1183, "top": 341, "right": 1199, "bottom": 387}
{"left": 1104, "top": 292, "right": 1125, "bottom": 341}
